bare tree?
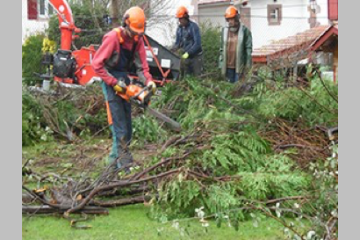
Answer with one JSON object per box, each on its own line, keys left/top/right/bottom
{"left": 147, "top": 0, "right": 175, "bottom": 46}
{"left": 107, "top": 0, "right": 175, "bottom": 45}
{"left": 67, "top": 0, "right": 175, "bottom": 46}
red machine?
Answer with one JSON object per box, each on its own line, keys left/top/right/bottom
{"left": 47, "top": 0, "right": 179, "bottom": 86}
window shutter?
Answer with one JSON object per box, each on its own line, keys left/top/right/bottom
{"left": 28, "top": 0, "right": 38, "bottom": 20}
{"left": 328, "top": 0, "right": 338, "bottom": 21}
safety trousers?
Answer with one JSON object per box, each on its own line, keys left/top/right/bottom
{"left": 101, "top": 71, "right": 133, "bottom": 167}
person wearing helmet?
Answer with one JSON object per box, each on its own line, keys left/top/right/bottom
{"left": 92, "top": 6, "right": 156, "bottom": 170}
{"left": 219, "top": 6, "right": 252, "bottom": 83}
{"left": 172, "top": 6, "right": 203, "bottom": 77}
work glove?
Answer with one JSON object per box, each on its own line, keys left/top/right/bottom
{"left": 113, "top": 78, "right": 127, "bottom": 93}
{"left": 182, "top": 52, "right": 189, "bottom": 59}
{"left": 146, "top": 80, "right": 157, "bottom": 94}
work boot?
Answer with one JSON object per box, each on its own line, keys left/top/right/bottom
{"left": 115, "top": 150, "right": 133, "bottom": 174}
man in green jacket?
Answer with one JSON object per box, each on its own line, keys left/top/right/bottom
{"left": 219, "top": 6, "right": 253, "bottom": 83}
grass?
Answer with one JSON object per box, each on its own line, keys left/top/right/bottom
{"left": 22, "top": 204, "right": 286, "bottom": 240}
{"left": 22, "top": 139, "right": 109, "bottom": 179}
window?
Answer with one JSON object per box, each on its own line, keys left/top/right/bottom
{"left": 267, "top": 4, "right": 282, "bottom": 26}
{"left": 48, "top": 1, "right": 54, "bottom": 15}
{"left": 38, "top": 0, "right": 54, "bottom": 18}
{"left": 27, "top": 0, "right": 54, "bottom": 20}
{"left": 39, "top": 0, "right": 46, "bottom": 16}
{"left": 309, "top": 0, "right": 317, "bottom": 13}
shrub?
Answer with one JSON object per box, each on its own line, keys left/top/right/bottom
{"left": 22, "top": 90, "right": 53, "bottom": 146}
{"left": 200, "top": 23, "right": 221, "bottom": 76}
{"left": 22, "top": 34, "right": 46, "bottom": 86}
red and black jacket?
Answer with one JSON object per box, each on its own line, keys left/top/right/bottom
{"left": 92, "top": 27, "right": 152, "bottom": 86}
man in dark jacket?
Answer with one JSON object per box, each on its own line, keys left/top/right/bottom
{"left": 219, "top": 6, "right": 253, "bottom": 83}
{"left": 173, "top": 6, "right": 203, "bottom": 77}
{"left": 92, "top": 6, "right": 156, "bottom": 169}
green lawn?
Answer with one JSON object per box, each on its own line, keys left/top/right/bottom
{"left": 23, "top": 204, "right": 286, "bottom": 240}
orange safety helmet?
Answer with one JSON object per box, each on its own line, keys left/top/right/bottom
{"left": 225, "top": 6, "right": 239, "bottom": 19}
{"left": 176, "top": 6, "right": 189, "bottom": 18}
{"left": 123, "top": 6, "right": 146, "bottom": 34}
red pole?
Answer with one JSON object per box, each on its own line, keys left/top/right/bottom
{"left": 60, "top": 25, "right": 73, "bottom": 50}
{"left": 49, "top": 0, "right": 78, "bottom": 51}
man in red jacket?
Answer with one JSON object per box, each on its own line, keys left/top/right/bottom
{"left": 92, "top": 6, "right": 156, "bottom": 169}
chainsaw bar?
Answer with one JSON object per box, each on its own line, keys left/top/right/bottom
{"left": 147, "top": 107, "right": 181, "bottom": 132}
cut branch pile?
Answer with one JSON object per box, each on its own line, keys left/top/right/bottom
{"left": 24, "top": 84, "right": 107, "bottom": 143}
{"left": 22, "top": 143, "right": 227, "bottom": 215}
{"left": 260, "top": 118, "right": 336, "bottom": 168}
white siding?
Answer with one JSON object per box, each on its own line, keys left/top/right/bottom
{"left": 249, "top": 0, "right": 307, "bottom": 48}
{"left": 198, "top": 0, "right": 331, "bottom": 49}
{"left": 198, "top": 3, "right": 229, "bottom": 27}
{"left": 251, "top": 0, "right": 330, "bottom": 48}
{"left": 316, "top": 0, "right": 329, "bottom": 25}
{"left": 22, "top": 0, "right": 49, "bottom": 43}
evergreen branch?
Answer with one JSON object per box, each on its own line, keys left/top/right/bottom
{"left": 315, "top": 69, "right": 338, "bottom": 104}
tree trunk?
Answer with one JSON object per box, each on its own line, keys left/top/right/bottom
{"left": 110, "top": 0, "right": 120, "bottom": 27}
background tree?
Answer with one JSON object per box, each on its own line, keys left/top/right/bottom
{"left": 47, "top": 0, "right": 174, "bottom": 47}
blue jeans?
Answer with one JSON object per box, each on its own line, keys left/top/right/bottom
{"left": 226, "top": 68, "right": 243, "bottom": 83}
{"left": 101, "top": 71, "right": 133, "bottom": 167}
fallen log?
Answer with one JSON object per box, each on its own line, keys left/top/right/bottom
{"left": 93, "top": 196, "right": 145, "bottom": 207}
{"left": 22, "top": 205, "right": 109, "bottom": 215}
{"left": 22, "top": 193, "right": 36, "bottom": 204}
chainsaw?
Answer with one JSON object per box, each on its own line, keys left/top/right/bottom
{"left": 115, "top": 82, "right": 181, "bottom": 132}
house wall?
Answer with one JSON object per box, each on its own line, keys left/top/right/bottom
{"left": 22, "top": 0, "right": 49, "bottom": 43}
{"left": 198, "top": 0, "right": 330, "bottom": 49}
{"left": 316, "top": 0, "right": 330, "bottom": 25}
{"left": 198, "top": 2, "right": 229, "bottom": 27}
{"left": 249, "top": 0, "right": 307, "bottom": 48}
